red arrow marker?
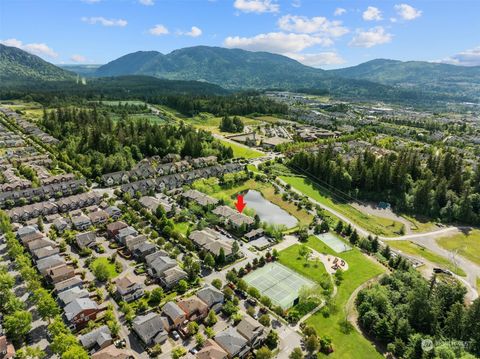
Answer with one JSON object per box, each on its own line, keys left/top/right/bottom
{"left": 235, "top": 194, "right": 247, "bottom": 213}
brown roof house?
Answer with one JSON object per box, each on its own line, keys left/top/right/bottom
{"left": 177, "top": 295, "right": 209, "bottom": 321}
{"left": 91, "top": 345, "right": 136, "bottom": 359}
{"left": 106, "top": 221, "right": 128, "bottom": 239}
{"left": 115, "top": 274, "right": 145, "bottom": 303}
{"left": 0, "top": 336, "right": 15, "bottom": 359}
{"left": 196, "top": 339, "right": 228, "bottom": 359}
{"left": 46, "top": 264, "right": 76, "bottom": 284}
{"left": 64, "top": 297, "right": 100, "bottom": 330}
{"left": 236, "top": 316, "right": 266, "bottom": 348}
{"left": 162, "top": 301, "right": 186, "bottom": 329}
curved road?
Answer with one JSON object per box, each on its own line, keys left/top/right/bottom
{"left": 277, "top": 177, "right": 480, "bottom": 300}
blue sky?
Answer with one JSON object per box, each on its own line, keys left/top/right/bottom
{"left": 1, "top": 0, "right": 479, "bottom": 69}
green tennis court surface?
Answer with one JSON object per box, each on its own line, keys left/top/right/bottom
{"left": 316, "top": 233, "right": 352, "bottom": 253}
{"left": 244, "top": 262, "right": 315, "bottom": 309}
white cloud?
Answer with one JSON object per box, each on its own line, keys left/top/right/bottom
{"left": 286, "top": 52, "right": 346, "bottom": 67}
{"left": 149, "top": 24, "right": 169, "bottom": 36}
{"left": 179, "top": 26, "right": 203, "bottom": 37}
{"left": 278, "top": 15, "right": 349, "bottom": 37}
{"left": 224, "top": 32, "right": 331, "bottom": 53}
{"left": 1, "top": 38, "right": 58, "bottom": 58}
{"left": 291, "top": 0, "right": 301, "bottom": 8}
{"left": 363, "top": 6, "right": 382, "bottom": 21}
{"left": 70, "top": 54, "right": 87, "bottom": 63}
{"left": 81, "top": 16, "right": 127, "bottom": 27}
{"left": 139, "top": 0, "right": 154, "bottom": 5}
{"left": 349, "top": 26, "right": 392, "bottom": 48}
{"left": 334, "top": 8, "right": 346, "bottom": 16}
{"left": 394, "top": 4, "right": 422, "bottom": 20}
{"left": 438, "top": 46, "right": 480, "bottom": 67}
{"left": 233, "top": 0, "right": 279, "bottom": 14}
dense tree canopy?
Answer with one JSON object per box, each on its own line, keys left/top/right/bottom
{"left": 41, "top": 107, "right": 233, "bottom": 178}
{"left": 290, "top": 146, "right": 480, "bottom": 225}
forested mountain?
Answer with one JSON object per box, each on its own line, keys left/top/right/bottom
{"left": 0, "top": 44, "right": 75, "bottom": 85}
{"left": 93, "top": 46, "right": 477, "bottom": 104}
{"left": 330, "top": 59, "right": 480, "bottom": 101}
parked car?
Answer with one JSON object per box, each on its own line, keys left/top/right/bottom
{"left": 190, "top": 348, "right": 199, "bottom": 354}
{"left": 171, "top": 330, "right": 180, "bottom": 340}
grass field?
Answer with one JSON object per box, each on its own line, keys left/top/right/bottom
{"left": 402, "top": 215, "right": 438, "bottom": 233}
{"left": 185, "top": 114, "right": 262, "bottom": 135}
{"left": 90, "top": 257, "right": 120, "bottom": 280}
{"left": 280, "top": 176, "right": 405, "bottom": 237}
{"left": 437, "top": 229, "right": 480, "bottom": 266}
{"left": 278, "top": 244, "right": 329, "bottom": 284}
{"left": 174, "top": 221, "right": 191, "bottom": 235}
{"left": 303, "top": 236, "right": 385, "bottom": 359}
{"left": 386, "top": 240, "right": 466, "bottom": 276}
{"left": 193, "top": 178, "right": 313, "bottom": 226}
{"left": 218, "top": 139, "right": 264, "bottom": 159}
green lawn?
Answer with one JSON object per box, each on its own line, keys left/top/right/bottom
{"left": 303, "top": 236, "right": 386, "bottom": 359}
{"left": 386, "top": 240, "right": 466, "bottom": 276}
{"left": 174, "top": 221, "right": 191, "bottom": 235}
{"left": 89, "top": 257, "right": 120, "bottom": 280}
{"left": 280, "top": 176, "right": 404, "bottom": 237}
{"left": 278, "top": 244, "right": 329, "bottom": 284}
{"left": 477, "top": 277, "right": 480, "bottom": 291}
{"left": 218, "top": 139, "right": 264, "bottom": 159}
{"left": 437, "top": 229, "right": 480, "bottom": 266}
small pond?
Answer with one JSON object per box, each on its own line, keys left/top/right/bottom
{"left": 243, "top": 190, "right": 298, "bottom": 229}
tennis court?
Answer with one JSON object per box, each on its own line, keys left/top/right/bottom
{"left": 316, "top": 233, "right": 352, "bottom": 253}
{"left": 243, "top": 262, "right": 315, "bottom": 309}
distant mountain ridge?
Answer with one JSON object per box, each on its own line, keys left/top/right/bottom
{"left": 0, "top": 44, "right": 75, "bottom": 84}
{"left": 329, "top": 58, "right": 480, "bottom": 100}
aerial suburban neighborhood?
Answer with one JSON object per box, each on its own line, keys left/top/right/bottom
{"left": 1, "top": 1, "right": 480, "bottom": 359}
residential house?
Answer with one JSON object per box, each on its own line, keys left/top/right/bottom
{"left": 57, "top": 287, "right": 90, "bottom": 307}
{"left": 46, "top": 264, "right": 76, "bottom": 284}
{"left": 160, "top": 267, "right": 188, "bottom": 289}
{"left": 236, "top": 316, "right": 265, "bottom": 348}
{"left": 189, "top": 229, "right": 235, "bottom": 259}
{"left": 101, "top": 172, "right": 130, "bottom": 187}
{"left": 20, "top": 231, "right": 45, "bottom": 245}
{"left": 106, "top": 221, "right": 128, "bottom": 239}
{"left": 64, "top": 297, "right": 100, "bottom": 330}
{"left": 89, "top": 210, "right": 110, "bottom": 226}
{"left": 79, "top": 325, "right": 113, "bottom": 353}
{"left": 115, "top": 274, "right": 145, "bottom": 303}
{"left": 55, "top": 276, "right": 83, "bottom": 293}
{"left": 212, "top": 206, "right": 254, "bottom": 229}
{"left": 125, "top": 234, "right": 147, "bottom": 252}
{"left": 32, "top": 245, "right": 60, "bottom": 260}
{"left": 214, "top": 327, "right": 249, "bottom": 359}
{"left": 244, "top": 228, "right": 264, "bottom": 242}
{"left": 133, "top": 242, "right": 156, "bottom": 259}
{"left": 132, "top": 312, "right": 169, "bottom": 346}
{"left": 196, "top": 285, "right": 225, "bottom": 313}
{"left": 91, "top": 345, "right": 136, "bottom": 359}
{"left": 105, "top": 206, "right": 122, "bottom": 220}
{"left": 0, "top": 336, "right": 15, "bottom": 359}
{"left": 53, "top": 217, "right": 70, "bottom": 233}
{"left": 116, "top": 227, "right": 138, "bottom": 245}
{"left": 27, "top": 237, "right": 57, "bottom": 252}
{"left": 177, "top": 295, "right": 209, "bottom": 321}
{"left": 196, "top": 339, "right": 228, "bottom": 359}
{"left": 162, "top": 301, "right": 186, "bottom": 328}
{"left": 16, "top": 225, "right": 36, "bottom": 240}
{"left": 182, "top": 190, "right": 219, "bottom": 207}
{"left": 36, "top": 254, "right": 65, "bottom": 275}
{"left": 75, "top": 231, "right": 97, "bottom": 250}
{"left": 72, "top": 214, "right": 92, "bottom": 231}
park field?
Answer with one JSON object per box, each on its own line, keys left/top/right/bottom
{"left": 437, "top": 229, "right": 480, "bottom": 266}
{"left": 89, "top": 257, "right": 120, "bottom": 280}
{"left": 278, "top": 243, "right": 329, "bottom": 284}
{"left": 386, "top": 240, "right": 466, "bottom": 276}
{"left": 303, "top": 236, "right": 385, "bottom": 359}
{"left": 280, "top": 175, "right": 405, "bottom": 237}
{"left": 218, "top": 139, "right": 264, "bottom": 159}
